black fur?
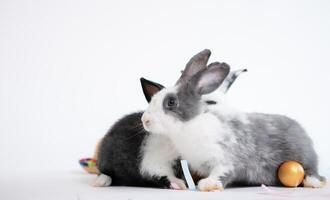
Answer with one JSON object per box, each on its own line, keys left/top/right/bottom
{"left": 205, "top": 100, "right": 217, "bottom": 105}
{"left": 140, "top": 78, "right": 165, "bottom": 103}
{"left": 97, "top": 112, "right": 182, "bottom": 188}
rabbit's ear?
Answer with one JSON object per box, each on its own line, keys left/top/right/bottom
{"left": 218, "top": 68, "right": 247, "bottom": 93}
{"left": 194, "top": 62, "right": 230, "bottom": 95}
{"left": 140, "top": 78, "right": 165, "bottom": 102}
{"left": 176, "top": 49, "right": 211, "bottom": 84}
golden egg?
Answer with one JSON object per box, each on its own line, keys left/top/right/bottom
{"left": 278, "top": 160, "right": 305, "bottom": 187}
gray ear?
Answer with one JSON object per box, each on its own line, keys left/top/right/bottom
{"left": 176, "top": 49, "right": 211, "bottom": 84}
{"left": 219, "top": 68, "right": 247, "bottom": 93}
{"left": 194, "top": 62, "right": 230, "bottom": 95}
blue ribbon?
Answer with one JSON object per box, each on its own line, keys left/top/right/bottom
{"left": 180, "top": 160, "right": 196, "bottom": 191}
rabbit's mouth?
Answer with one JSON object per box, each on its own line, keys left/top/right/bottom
{"left": 141, "top": 112, "right": 170, "bottom": 135}
{"left": 141, "top": 118, "right": 151, "bottom": 132}
{"left": 141, "top": 114, "right": 150, "bottom": 131}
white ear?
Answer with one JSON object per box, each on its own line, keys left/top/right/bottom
{"left": 196, "top": 62, "right": 230, "bottom": 95}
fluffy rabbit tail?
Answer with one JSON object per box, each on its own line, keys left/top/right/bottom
{"left": 92, "top": 174, "right": 112, "bottom": 187}
{"left": 303, "top": 171, "right": 326, "bottom": 188}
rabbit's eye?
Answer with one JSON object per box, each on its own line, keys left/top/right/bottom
{"left": 167, "top": 97, "right": 177, "bottom": 107}
{"left": 163, "top": 93, "right": 178, "bottom": 110}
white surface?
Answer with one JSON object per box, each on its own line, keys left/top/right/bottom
{"left": 1, "top": 170, "right": 329, "bottom": 200}
{"left": 1, "top": 0, "right": 330, "bottom": 194}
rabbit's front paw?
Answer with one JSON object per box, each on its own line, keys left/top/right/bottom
{"left": 197, "top": 177, "right": 223, "bottom": 192}
{"left": 92, "top": 174, "right": 112, "bottom": 187}
{"left": 169, "top": 177, "right": 187, "bottom": 190}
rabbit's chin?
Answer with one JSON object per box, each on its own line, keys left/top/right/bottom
{"left": 141, "top": 115, "right": 167, "bottom": 135}
{"left": 142, "top": 119, "right": 172, "bottom": 136}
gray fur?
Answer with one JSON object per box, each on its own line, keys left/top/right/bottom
{"left": 176, "top": 49, "right": 211, "bottom": 84}
{"left": 195, "top": 62, "right": 230, "bottom": 95}
{"left": 162, "top": 60, "right": 323, "bottom": 188}
{"left": 163, "top": 62, "right": 230, "bottom": 121}
{"left": 162, "top": 89, "right": 200, "bottom": 121}
{"left": 219, "top": 68, "right": 248, "bottom": 93}
{"left": 97, "top": 50, "right": 251, "bottom": 190}
{"left": 212, "top": 112, "right": 320, "bottom": 187}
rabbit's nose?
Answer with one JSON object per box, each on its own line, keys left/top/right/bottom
{"left": 142, "top": 117, "right": 151, "bottom": 126}
{"left": 144, "top": 119, "right": 151, "bottom": 126}
{"left": 141, "top": 115, "right": 151, "bottom": 127}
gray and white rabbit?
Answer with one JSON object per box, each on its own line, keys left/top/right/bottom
{"left": 95, "top": 50, "right": 244, "bottom": 189}
{"left": 141, "top": 50, "right": 326, "bottom": 191}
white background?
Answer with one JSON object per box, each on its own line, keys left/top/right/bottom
{"left": 1, "top": 0, "right": 329, "bottom": 176}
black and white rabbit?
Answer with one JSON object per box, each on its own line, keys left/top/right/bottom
{"left": 95, "top": 50, "right": 246, "bottom": 189}
{"left": 95, "top": 76, "right": 187, "bottom": 188}
{"left": 96, "top": 111, "right": 185, "bottom": 189}
{"left": 141, "top": 51, "right": 326, "bottom": 191}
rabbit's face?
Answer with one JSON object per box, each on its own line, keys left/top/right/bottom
{"left": 141, "top": 87, "right": 179, "bottom": 134}
{"left": 140, "top": 49, "right": 230, "bottom": 135}
{"left": 141, "top": 62, "right": 230, "bottom": 135}
{"left": 141, "top": 85, "right": 201, "bottom": 135}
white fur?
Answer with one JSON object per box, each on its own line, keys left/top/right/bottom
{"left": 139, "top": 134, "right": 179, "bottom": 177}
{"left": 139, "top": 133, "right": 187, "bottom": 189}
{"left": 168, "top": 112, "right": 235, "bottom": 176}
{"left": 303, "top": 176, "right": 325, "bottom": 188}
{"left": 142, "top": 86, "right": 247, "bottom": 180}
{"left": 142, "top": 87, "right": 179, "bottom": 135}
{"left": 203, "top": 95, "right": 249, "bottom": 123}
{"left": 198, "top": 177, "right": 223, "bottom": 191}
{"left": 93, "top": 174, "right": 112, "bottom": 187}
